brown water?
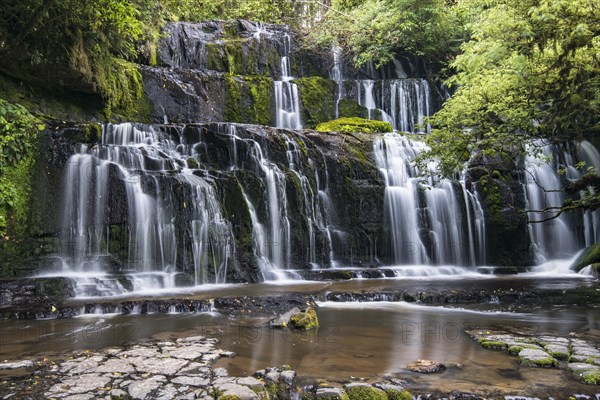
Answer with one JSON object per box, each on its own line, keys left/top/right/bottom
{"left": 2, "top": 277, "right": 600, "bottom": 397}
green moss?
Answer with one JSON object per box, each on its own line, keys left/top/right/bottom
{"left": 480, "top": 341, "right": 508, "bottom": 350}
{"left": 346, "top": 386, "right": 387, "bottom": 400}
{"left": 338, "top": 99, "right": 368, "bottom": 119}
{"left": 316, "top": 118, "right": 392, "bottom": 134}
{"left": 385, "top": 389, "right": 412, "bottom": 400}
{"left": 289, "top": 307, "right": 319, "bottom": 330}
{"left": 478, "top": 174, "right": 504, "bottom": 225}
{"left": 571, "top": 243, "right": 600, "bottom": 272}
{"left": 95, "top": 58, "right": 151, "bottom": 121}
{"left": 187, "top": 157, "right": 199, "bottom": 169}
{"left": 224, "top": 74, "right": 273, "bottom": 125}
{"left": 218, "top": 395, "right": 242, "bottom": 400}
{"left": 294, "top": 77, "right": 336, "bottom": 128}
{"left": 581, "top": 370, "right": 600, "bottom": 385}
{"left": 518, "top": 356, "right": 557, "bottom": 368}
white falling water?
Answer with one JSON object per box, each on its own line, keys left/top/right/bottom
{"left": 355, "top": 79, "right": 432, "bottom": 133}
{"left": 60, "top": 123, "right": 233, "bottom": 295}
{"left": 274, "top": 34, "right": 302, "bottom": 129}
{"left": 374, "top": 133, "right": 487, "bottom": 266}
{"left": 219, "top": 124, "right": 292, "bottom": 275}
{"left": 331, "top": 46, "right": 344, "bottom": 118}
{"left": 524, "top": 140, "right": 600, "bottom": 262}
{"left": 374, "top": 135, "right": 429, "bottom": 264}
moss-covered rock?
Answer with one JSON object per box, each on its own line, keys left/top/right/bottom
{"left": 480, "top": 341, "right": 508, "bottom": 351}
{"left": 218, "top": 395, "right": 242, "bottom": 400}
{"left": 571, "top": 243, "right": 600, "bottom": 272}
{"left": 316, "top": 118, "right": 392, "bottom": 134}
{"left": 384, "top": 390, "right": 412, "bottom": 400}
{"left": 338, "top": 99, "right": 368, "bottom": 119}
{"left": 294, "top": 77, "right": 336, "bottom": 128}
{"left": 568, "top": 363, "right": 600, "bottom": 385}
{"left": 224, "top": 74, "right": 273, "bottom": 125}
{"left": 345, "top": 385, "right": 387, "bottom": 400}
{"left": 518, "top": 349, "right": 558, "bottom": 368}
{"left": 289, "top": 307, "right": 319, "bottom": 330}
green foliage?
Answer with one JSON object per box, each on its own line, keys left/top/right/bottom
{"left": 346, "top": 386, "right": 387, "bottom": 400}
{"left": 307, "top": 0, "right": 465, "bottom": 70}
{"left": 418, "top": 0, "right": 600, "bottom": 180}
{"left": 316, "top": 118, "right": 392, "bottom": 134}
{"left": 0, "top": 99, "right": 44, "bottom": 237}
{"left": 163, "top": 0, "right": 294, "bottom": 25}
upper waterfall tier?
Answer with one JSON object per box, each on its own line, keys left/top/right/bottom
{"left": 139, "top": 21, "right": 444, "bottom": 132}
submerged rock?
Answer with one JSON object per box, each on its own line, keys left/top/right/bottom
{"left": 406, "top": 359, "right": 446, "bottom": 373}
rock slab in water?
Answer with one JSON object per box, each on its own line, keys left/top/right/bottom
{"left": 406, "top": 359, "right": 446, "bottom": 373}
{"left": 518, "top": 348, "right": 557, "bottom": 368}
{"left": 0, "top": 335, "right": 300, "bottom": 399}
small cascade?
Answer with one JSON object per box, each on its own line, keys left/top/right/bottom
{"left": 356, "top": 79, "right": 432, "bottom": 133}
{"left": 331, "top": 46, "right": 344, "bottom": 118}
{"left": 211, "top": 124, "right": 334, "bottom": 278}
{"left": 524, "top": 140, "right": 600, "bottom": 262}
{"left": 60, "top": 123, "right": 234, "bottom": 295}
{"left": 274, "top": 34, "right": 302, "bottom": 129}
{"left": 374, "top": 133, "right": 487, "bottom": 266}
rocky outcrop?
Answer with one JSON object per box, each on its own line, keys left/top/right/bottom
{"left": 466, "top": 153, "right": 533, "bottom": 266}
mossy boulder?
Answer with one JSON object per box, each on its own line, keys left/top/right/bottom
{"left": 568, "top": 363, "right": 600, "bottom": 385}
{"left": 294, "top": 77, "right": 336, "bottom": 128}
{"left": 518, "top": 349, "right": 558, "bottom": 368}
{"left": 384, "top": 390, "right": 412, "bottom": 400}
{"left": 345, "top": 385, "right": 387, "bottom": 400}
{"left": 289, "top": 307, "right": 319, "bottom": 330}
{"left": 571, "top": 243, "right": 600, "bottom": 272}
{"left": 316, "top": 118, "right": 392, "bottom": 134}
{"left": 480, "top": 341, "right": 508, "bottom": 351}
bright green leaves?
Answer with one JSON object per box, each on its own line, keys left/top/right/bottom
{"left": 419, "top": 0, "right": 600, "bottom": 178}
{"left": 0, "top": 99, "right": 43, "bottom": 167}
{"left": 0, "top": 99, "right": 43, "bottom": 237}
{"left": 307, "top": 0, "right": 464, "bottom": 70}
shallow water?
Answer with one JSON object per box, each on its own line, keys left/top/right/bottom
{"left": 2, "top": 276, "right": 599, "bottom": 396}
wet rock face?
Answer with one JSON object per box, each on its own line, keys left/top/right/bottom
{"left": 159, "top": 21, "right": 287, "bottom": 77}
{"left": 466, "top": 154, "right": 533, "bottom": 266}
{"left": 0, "top": 336, "right": 297, "bottom": 400}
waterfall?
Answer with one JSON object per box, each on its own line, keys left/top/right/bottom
{"left": 356, "top": 79, "right": 432, "bottom": 133}
{"left": 374, "top": 133, "right": 486, "bottom": 266}
{"left": 331, "top": 46, "right": 344, "bottom": 119}
{"left": 208, "top": 124, "right": 334, "bottom": 277}
{"left": 274, "top": 34, "right": 302, "bottom": 129}
{"left": 60, "top": 123, "right": 234, "bottom": 295}
{"left": 524, "top": 140, "right": 600, "bottom": 262}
